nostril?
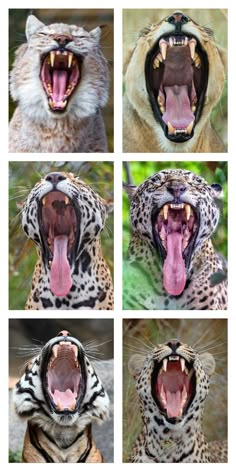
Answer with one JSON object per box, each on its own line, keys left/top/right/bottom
{"left": 167, "top": 339, "right": 181, "bottom": 351}
{"left": 58, "top": 330, "right": 71, "bottom": 337}
{"left": 167, "top": 11, "right": 189, "bottom": 25}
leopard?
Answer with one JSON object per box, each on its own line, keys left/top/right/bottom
{"left": 13, "top": 330, "right": 110, "bottom": 462}
{"left": 123, "top": 168, "right": 227, "bottom": 310}
{"left": 127, "top": 338, "right": 227, "bottom": 462}
{"left": 123, "top": 10, "right": 227, "bottom": 152}
{"left": 9, "top": 14, "right": 109, "bottom": 152}
{"left": 20, "top": 171, "right": 114, "bottom": 310}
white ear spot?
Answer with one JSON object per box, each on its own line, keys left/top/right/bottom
{"left": 26, "top": 15, "right": 45, "bottom": 40}
{"left": 90, "top": 26, "right": 101, "bottom": 43}
{"left": 199, "top": 352, "right": 215, "bottom": 376}
{"left": 128, "top": 354, "right": 145, "bottom": 377}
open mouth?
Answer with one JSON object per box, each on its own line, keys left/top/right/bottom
{"left": 42, "top": 338, "right": 86, "bottom": 414}
{"left": 152, "top": 203, "right": 199, "bottom": 296}
{"left": 152, "top": 354, "right": 195, "bottom": 421}
{"left": 145, "top": 34, "right": 208, "bottom": 142}
{"left": 39, "top": 191, "right": 80, "bottom": 297}
{"left": 40, "top": 50, "right": 81, "bottom": 112}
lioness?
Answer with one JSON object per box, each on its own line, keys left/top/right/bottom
{"left": 123, "top": 10, "right": 227, "bottom": 152}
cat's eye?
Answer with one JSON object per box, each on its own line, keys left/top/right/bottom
{"left": 38, "top": 31, "right": 47, "bottom": 36}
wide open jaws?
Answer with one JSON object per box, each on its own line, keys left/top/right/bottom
{"left": 153, "top": 203, "right": 198, "bottom": 296}
{"left": 45, "top": 341, "right": 82, "bottom": 413}
{"left": 152, "top": 355, "right": 195, "bottom": 420}
{"left": 40, "top": 191, "right": 79, "bottom": 297}
{"left": 145, "top": 33, "right": 208, "bottom": 142}
{"left": 40, "top": 49, "right": 81, "bottom": 112}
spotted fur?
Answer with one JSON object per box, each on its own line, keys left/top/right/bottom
{"left": 14, "top": 331, "right": 110, "bottom": 463}
{"left": 21, "top": 172, "right": 113, "bottom": 310}
{"left": 9, "top": 15, "right": 109, "bottom": 152}
{"left": 128, "top": 339, "right": 227, "bottom": 463}
{"left": 123, "top": 169, "right": 227, "bottom": 310}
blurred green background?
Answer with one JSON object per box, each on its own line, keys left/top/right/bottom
{"left": 9, "top": 161, "right": 114, "bottom": 310}
{"left": 123, "top": 318, "right": 227, "bottom": 461}
{"left": 123, "top": 161, "right": 227, "bottom": 260}
{"left": 123, "top": 9, "right": 227, "bottom": 148}
{"left": 9, "top": 9, "right": 114, "bottom": 152}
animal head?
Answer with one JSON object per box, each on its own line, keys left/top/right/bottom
{"left": 21, "top": 171, "right": 113, "bottom": 297}
{"left": 124, "top": 11, "right": 226, "bottom": 147}
{"left": 128, "top": 339, "right": 215, "bottom": 428}
{"left": 10, "top": 14, "right": 109, "bottom": 122}
{"left": 124, "top": 169, "right": 222, "bottom": 296}
{"left": 14, "top": 330, "right": 110, "bottom": 429}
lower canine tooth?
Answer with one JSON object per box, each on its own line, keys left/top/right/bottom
{"left": 186, "top": 121, "right": 194, "bottom": 135}
{"left": 167, "top": 121, "right": 176, "bottom": 135}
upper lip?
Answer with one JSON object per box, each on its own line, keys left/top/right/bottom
{"left": 38, "top": 190, "right": 80, "bottom": 270}
{"left": 145, "top": 32, "right": 209, "bottom": 142}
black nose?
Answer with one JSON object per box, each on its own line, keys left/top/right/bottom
{"left": 45, "top": 172, "right": 67, "bottom": 185}
{"left": 167, "top": 11, "right": 189, "bottom": 32}
{"left": 167, "top": 183, "right": 187, "bottom": 202}
{"left": 166, "top": 339, "right": 181, "bottom": 352}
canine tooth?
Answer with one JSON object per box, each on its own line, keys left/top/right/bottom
{"left": 189, "top": 38, "right": 197, "bottom": 60}
{"left": 180, "top": 358, "right": 185, "bottom": 372}
{"left": 186, "top": 121, "right": 194, "bottom": 135}
{"left": 57, "top": 400, "right": 64, "bottom": 411}
{"left": 50, "top": 51, "right": 55, "bottom": 67}
{"left": 52, "top": 345, "right": 59, "bottom": 359}
{"left": 185, "top": 204, "right": 191, "bottom": 221}
{"left": 191, "top": 105, "right": 196, "bottom": 113}
{"left": 68, "top": 52, "right": 73, "bottom": 68}
{"left": 64, "top": 196, "right": 70, "bottom": 205}
{"left": 42, "top": 197, "right": 46, "bottom": 205}
{"left": 159, "top": 39, "right": 167, "bottom": 60}
{"left": 163, "top": 358, "right": 168, "bottom": 372}
{"left": 49, "top": 260, "right": 52, "bottom": 267}
{"left": 153, "top": 56, "right": 160, "bottom": 69}
{"left": 167, "top": 121, "right": 176, "bottom": 135}
{"left": 160, "top": 106, "right": 165, "bottom": 114}
{"left": 163, "top": 204, "right": 169, "bottom": 221}
{"left": 70, "top": 399, "right": 76, "bottom": 410}
{"left": 194, "top": 53, "right": 201, "bottom": 68}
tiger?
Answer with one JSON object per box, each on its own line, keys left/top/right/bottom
{"left": 13, "top": 330, "right": 110, "bottom": 462}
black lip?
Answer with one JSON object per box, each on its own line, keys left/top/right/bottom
{"left": 151, "top": 355, "right": 196, "bottom": 422}
{"left": 38, "top": 191, "right": 81, "bottom": 272}
{"left": 41, "top": 334, "right": 87, "bottom": 415}
{"left": 151, "top": 202, "right": 200, "bottom": 272}
{"left": 145, "top": 33, "right": 209, "bottom": 142}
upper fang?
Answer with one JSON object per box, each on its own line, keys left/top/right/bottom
{"left": 50, "top": 51, "right": 55, "bottom": 67}
{"left": 163, "top": 358, "right": 168, "bottom": 372}
{"left": 180, "top": 358, "right": 185, "bottom": 372}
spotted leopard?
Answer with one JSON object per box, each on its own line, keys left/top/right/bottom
{"left": 123, "top": 169, "right": 227, "bottom": 310}
{"left": 21, "top": 171, "right": 114, "bottom": 310}
{"left": 128, "top": 339, "right": 227, "bottom": 463}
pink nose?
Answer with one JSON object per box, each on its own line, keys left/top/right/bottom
{"left": 58, "top": 330, "right": 71, "bottom": 337}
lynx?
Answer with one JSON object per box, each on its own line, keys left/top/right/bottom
{"left": 9, "top": 15, "right": 110, "bottom": 153}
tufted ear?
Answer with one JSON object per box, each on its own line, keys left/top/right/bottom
{"left": 123, "top": 182, "right": 137, "bottom": 199}
{"left": 26, "top": 15, "right": 45, "bottom": 40}
{"left": 211, "top": 183, "right": 223, "bottom": 199}
{"left": 128, "top": 354, "right": 145, "bottom": 378}
{"left": 90, "top": 26, "right": 101, "bottom": 43}
{"left": 199, "top": 352, "right": 215, "bottom": 377}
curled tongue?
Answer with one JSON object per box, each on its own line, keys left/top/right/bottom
{"left": 50, "top": 235, "right": 72, "bottom": 297}
{"left": 163, "top": 232, "right": 186, "bottom": 296}
{"left": 166, "top": 390, "right": 182, "bottom": 418}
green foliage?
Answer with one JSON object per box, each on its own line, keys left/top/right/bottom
{"left": 123, "top": 161, "right": 227, "bottom": 259}
{"left": 9, "top": 161, "right": 113, "bottom": 310}
{"left": 9, "top": 449, "right": 22, "bottom": 463}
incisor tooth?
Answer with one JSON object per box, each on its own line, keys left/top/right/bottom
{"left": 163, "top": 205, "right": 168, "bottom": 221}
{"left": 50, "top": 51, "right": 55, "bottom": 67}
{"left": 180, "top": 358, "right": 185, "bottom": 372}
{"left": 163, "top": 358, "right": 168, "bottom": 372}
{"left": 185, "top": 204, "right": 191, "bottom": 221}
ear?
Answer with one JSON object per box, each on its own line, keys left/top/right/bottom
{"left": 217, "top": 46, "right": 227, "bottom": 73}
{"left": 128, "top": 354, "right": 145, "bottom": 378}
{"left": 199, "top": 352, "right": 215, "bottom": 377}
{"left": 105, "top": 200, "right": 114, "bottom": 214}
{"left": 123, "top": 182, "right": 137, "bottom": 199}
{"left": 26, "top": 15, "right": 45, "bottom": 40}
{"left": 90, "top": 26, "right": 101, "bottom": 43}
{"left": 211, "top": 183, "right": 223, "bottom": 199}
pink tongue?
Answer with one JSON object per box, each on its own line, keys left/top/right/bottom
{"left": 162, "top": 85, "right": 195, "bottom": 129}
{"left": 53, "top": 388, "right": 75, "bottom": 409}
{"left": 163, "top": 232, "right": 186, "bottom": 296}
{"left": 50, "top": 235, "right": 72, "bottom": 297}
{"left": 52, "top": 69, "right": 68, "bottom": 104}
{"left": 166, "top": 390, "right": 182, "bottom": 417}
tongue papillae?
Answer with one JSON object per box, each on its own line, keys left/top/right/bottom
{"left": 50, "top": 235, "right": 72, "bottom": 297}
{"left": 163, "top": 231, "right": 186, "bottom": 296}
{"left": 52, "top": 70, "right": 68, "bottom": 105}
